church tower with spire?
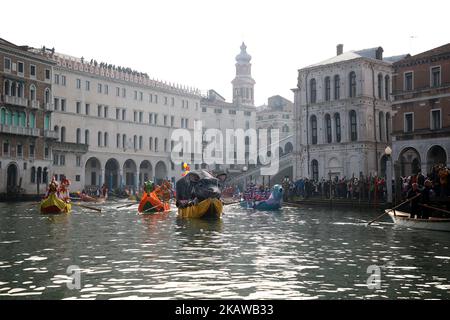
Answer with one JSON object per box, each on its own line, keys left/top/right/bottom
{"left": 232, "top": 42, "right": 255, "bottom": 106}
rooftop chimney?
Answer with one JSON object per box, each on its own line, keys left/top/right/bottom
{"left": 337, "top": 44, "right": 343, "bottom": 56}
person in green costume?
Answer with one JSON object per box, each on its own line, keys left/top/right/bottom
{"left": 144, "top": 180, "right": 154, "bottom": 194}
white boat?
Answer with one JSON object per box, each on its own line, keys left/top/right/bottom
{"left": 387, "top": 210, "right": 450, "bottom": 232}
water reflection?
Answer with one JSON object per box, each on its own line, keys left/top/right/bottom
{"left": 0, "top": 202, "right": 449, "bottom": 299}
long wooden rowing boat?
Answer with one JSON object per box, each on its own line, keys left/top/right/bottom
{"left": 387, "top": 210, "right": 450, "bottom": 232}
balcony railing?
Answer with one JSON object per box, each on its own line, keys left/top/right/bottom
{"left": 0, "top": 124, "right": 40, "bottom": 137}
{"left": 44, "top": 129, "right": 58, "bottom": 139}
{"left": 44, "top": 102, "right": 54, "bottom": 111}
{"left": 52, "top": 141, "right": 88, "bottom": 153}
{"left": 3, "top": 95, "right": 28, "bottom": 107}
{"left": 30, "top": 100, "right": 40, "bottom": 109}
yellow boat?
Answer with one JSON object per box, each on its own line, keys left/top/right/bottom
{"left": 40, "top": 193, "right": 71, "bottom": 214}
{"left": 177, "top": 198, "right": 223, "bottom": 219}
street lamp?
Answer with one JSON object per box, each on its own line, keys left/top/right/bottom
{"left": 385, "top": 146, "right": 393, "bottom": 204}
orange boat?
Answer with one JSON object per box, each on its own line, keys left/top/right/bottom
{"left": 80, "top": 193, "right": 106, "bottom": 204}
{"left": 138, "top": 191, "right": 170, "bottom": 214}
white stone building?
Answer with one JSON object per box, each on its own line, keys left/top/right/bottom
{"left": 47, "top": 52, "right": 201, "bottom": 192}
{"left": 292, "top": 44, "right": 405, "bottom": 181}
{"left": 199, "top": 43, "right": 256, "bottom": 175}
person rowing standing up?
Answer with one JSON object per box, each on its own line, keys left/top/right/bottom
{"left": 407, "top": 183, "right": 422, "bottom": 219}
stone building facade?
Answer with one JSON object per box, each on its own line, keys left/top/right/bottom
{"left": 391, "top": 43, "right": 450, "bottom": 176}
{"left": 0, "top": 39, "right": 55, "bottom": 194}
{"left": 293, "top": 44, "right": 406, "bottom": 181}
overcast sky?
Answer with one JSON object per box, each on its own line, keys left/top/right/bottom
{"left": 1, "top": 0, "right": 449, "bottom": 106}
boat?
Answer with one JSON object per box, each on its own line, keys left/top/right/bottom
{"left": 240, "top": 184, "right": 283, "bottom": 211}
{"left": 177, "top": 198, "right": 223, "bottom": 219}
{"left": 387, "top": 210, "right": 450, "bottom": 232}
{"left": 40, "top": 193, "right": 71, "bottom": 214}
{"left": 138, "top": 191, "right": 170, "bottom": 214}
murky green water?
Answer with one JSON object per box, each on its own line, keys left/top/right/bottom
{"left": 0, "top": 201, "right": 449, "bottom": 299}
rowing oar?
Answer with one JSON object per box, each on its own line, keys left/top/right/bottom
{"left": 71, "top": 202, "right": 102, "bottom": 212}
{"left": 419, "top": 204, "right": 450, "bottom": 215}
{"left": 367, "top": 193, "right": 421, "bottom": 226}
{"left": 116, "top": 202, "right": 138, "bottom": 209}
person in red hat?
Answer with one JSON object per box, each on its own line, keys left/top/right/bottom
{"left": 58, "top": 177, "right": 71, "bottom": 202}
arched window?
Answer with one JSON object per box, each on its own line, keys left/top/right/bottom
{"left": 54, "top": 125, "right": 59, "bottom": 140}
{"left": 44, "top": 88, "right": 50, "bottom": 104}
{"left": 104, "top": 132, "right": 108, "bottom": 147}
{"left": 149, "top": 137, "right": 153, "bottom": 151}
{"left": 310, "top": 78, "right": 317, "bottom": 103}
{"left": 311, "top": 159, "right": 319, "bottom": 181}
{"left": 350, "top": 110, "right": 358, "bottom": 141}
{"left": 98, "top": 131, "right": 102, "bottom": 147}
{"left": 85, "top": 129, "right": 90, "bottom": 145}
{"left": 324, "top": 76, "right": 331, "bottom": 101}
{"left": 379, "top": 111, "right": 384, "bottom": 142}
{"left": 349, "top": 71, "right": 356, "bottom": 97}
{"left": 116, "top": 133, "right": 120, "bottom": 148}
{"left": 11, "top": 81, "right": 16, "bottom": 96}
{"left": 61, "top": 126, "right": 66, "bottom": 142}
{"left": 155, "top": 137, "right": 159, "bottom": 152}
{"left": 76, "top": 128, "right": 81, "bottom": 144}
{"left": 133, "top": 135, "right": 137, "bottom": 149}
{"left": 378, "top": 73, "right": 383, "bottom": 99}
{"left": 386, "top": 112, "right": 391, "bottom": 142}
{"left": 122, "top": 134, "right": 126, "bottom": 149}
{"left": 12, "top": 112, "right": 19, "bottom": 126}
{"left": 311, "top": 115, "right": 317, "bottom": 144}
{"left": 334, "top": 113, "right": 341, "bottom": 142}
{"left": 334, "top": 75, "right": 340, "bottom": 100}
{"left": 19, "top": 112, "right": 26, "bottom": 127}
{"left": 384, "top": 75, "right": 390, "bottom": 101}
{"left": 4, "top": 80, "right": 10, "bottom": 96}
{"left": 17, "top": 83, "right": 23, "bottom": 98}
{"left": 31, "top": 167, "right": 36, "bottom": 183}
{"left": 139, "top": 136, "right": 143, "bottom": 150}
{"left": 325, "top": 114, "right": 332, "bottom": 143}
{"left": 30, "top": 84, "right": 36, "bottom": 101}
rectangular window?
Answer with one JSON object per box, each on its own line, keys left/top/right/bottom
{"left": 244, "top": 111, "right": 251, "bottom": 116}
{"left": 116, "top": 108, "right": 120, "bottom": 120}
{"left": 105, "top": 85, "right": 109, "bottom": 95}
{"left": 45, "top": 69, "right": 51, "bottom": 80}
{"left": 154, "top": 114, "right": 158, "bottom": 125}
{"left": 44, "top": 145, "right": 50, "bottom": 159}
{"left": 122, "top": 88, "right": 126, "bottom": 98}
{"left": 134, "top": 111, "right": 137, "bottom": 122}
{"left": 98, "top": 83, "right": 102, "bottom": 93}
{"left": 61, "top": 99, "right": 66, "bottom": 112}
{"left": 53, "top": 154, "right": 58, "bottom": 165}
{"left": 30, "top": 65, "right": 36, "bottom": 77}
{"left": 76, "top": 156, "right": 81, "bottom": 167}
{"left": 149, "top": 93, "right": 153, "bottom": 103}
{"left": 4, "top": 57, "right": 11, "bottom": 70}
{"left": 171, "top": 116, "right": 174, "bottom": 127}
{"left": 85, "top": 80, "right": 90, "bottom": 91}
{"left": 202, "top": 107, "right": 207, "bottom": 112}
{"left": 215, "top": 108, "right": 222, "bottom": 114}
{"left": 171, "top": 97, "right": 175, "bottom": 106}
{"left": 140, "top": 92, "right": 143, "bottom": 101}
{"left": 134, "top": 90, "right": 137, "bottom": 100}
{"left": 3, "top": 142, "right": 9, "bottom": 156}
{"left": 104, "top": 106, "right": 108, "bottom": 118}
{"left": 54, "top": 74, "right": 60, "bottom": 84}
{"left": 61, "top": 75, "right": 66, "bottom": 86}
{"left": 98, "top": 105, "right": 102, "bottom": 117}
{"left": 431, "top": 109, "right": 441, "bottom": 130}
{"left": 164, "top": 97, "right": 168, "bottom": 105}
{"left": 229, "top": 110, "right": 236, "bottom": 115}
{"left": 404, "top": 113, "right": 413, "bottom": 133}
{"left": 17, "top": 144, "right": 23, "bottom": 158}
{"left": 76, "top": 79, "right": 81, "bottom": 89}
{"left": 149, "top": 113, "right": 153, "bottom": 124}
{"left": 431, "top": 66, "right": 441, "bottom": 87}
{"left": 18, "top": 61, "right": 24, "bottom": 74}
{"left": 85, "top": 103, "right": 90, "bottom": 115}
{"left": 60, "top": 155, "right": 65, "bottom": 166}
{"left": 54, "top": 98, "right": 60, "bottom": 111}
{"left": 164, "top": 115, "right": 167, "bottom": 126}
{"left": 122, "top": 109, "right": 126, "bottom": 120}
{"left": 139, "top": 112, "right": 143, "bottom": 123}
{"left": 76, "top": 175, "right": 81, "bottom": 182}
{"left": 154, "top": 95, "right": 158, "bottom": 104}
{"left": 116, "top": 87, "right": 120, "bottom": 96}
{"left": 29, "top": 145, "right": 35, "bottom": 158}
{"left": 404, "top": 72, "right": 413, "bottom": 91}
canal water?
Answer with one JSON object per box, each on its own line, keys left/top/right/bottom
{"left": 0, "top": 201, "right": 449, "bottom": 300}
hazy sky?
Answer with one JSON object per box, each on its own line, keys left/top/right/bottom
{"left": 1, "top": 0, "right": 449, "bottom": 106}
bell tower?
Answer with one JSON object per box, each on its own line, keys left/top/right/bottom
{"left": 232, "top": 42, "right": 255, "bottom": 106}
